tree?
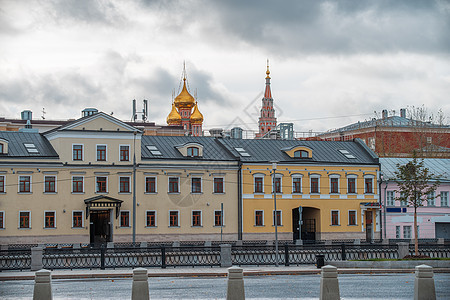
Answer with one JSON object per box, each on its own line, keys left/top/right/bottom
{"left": 394, "top": 153, "right": 440, "bottom": 256}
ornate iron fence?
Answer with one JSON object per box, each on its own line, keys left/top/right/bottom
{"left": 43, "top": 247, "right": 101, "bottom": 270}
{"left": 0, "top": 249, "right": 31, "bottom": 270}
{"left": 410, "top": 244, "right": 450, "bottom": 258}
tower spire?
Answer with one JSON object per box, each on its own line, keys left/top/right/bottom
{"left": 264, "top": 59, "right": 272, "bottom": 98}
{"left": 256, "top": 60, "right": 277, "bottom": 138}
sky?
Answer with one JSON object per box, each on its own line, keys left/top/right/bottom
{"left": 1, "top": 0, "right": 449, "bottom": 135}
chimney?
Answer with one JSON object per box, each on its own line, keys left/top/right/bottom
{"left": 400, "top": 108, "right": 406, "bottom": 118}
{"left": 382, "top": 109, "right": 388, "bottom": 119}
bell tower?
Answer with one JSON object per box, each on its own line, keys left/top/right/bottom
{"left": 256, "top": 60, "right": 277, "bottom": 138}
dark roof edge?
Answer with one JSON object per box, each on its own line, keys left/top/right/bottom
{"left": 354, "top": 138, "right": 379, "bottom": 163}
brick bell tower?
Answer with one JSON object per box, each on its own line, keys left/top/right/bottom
{"left": 256, "top": 60, "right": 277, "bottom": 138}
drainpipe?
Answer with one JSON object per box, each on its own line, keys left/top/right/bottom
{"left": 237, "top": 159, "right": 243, "bottom": 240}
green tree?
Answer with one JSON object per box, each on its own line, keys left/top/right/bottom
{"left": 394, "top": 154, "right": 440, "bottom": 256}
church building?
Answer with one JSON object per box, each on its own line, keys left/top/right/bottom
{"left": 256, "top": 62, "right": 277, "bottom": 138}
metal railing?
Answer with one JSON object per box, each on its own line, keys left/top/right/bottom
{"left": 0, "top": 249, "right": 31, "bottom": 270}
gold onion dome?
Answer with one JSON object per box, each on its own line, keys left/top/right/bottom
{"left": 174, "top": 78, "right": 195, "bottom": 109}
{"left": 190, "top": 102, "right": 203, "bottom": 124}
{"left": 166, "top": 103, "right": 181, "bottom": 125}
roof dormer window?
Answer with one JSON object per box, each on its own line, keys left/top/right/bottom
{"left": 283, "top": 146, "right": 312, "bottom": 159}
{"left": 294, "top": 150, "right": 309, "bottom": 158}
{"left": 175, "top": 142, "right": 203, "bottom": 158}
{"left": 187, "top": 147, "right": 199, "bottom": 157}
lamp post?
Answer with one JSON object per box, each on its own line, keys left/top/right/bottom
{"left": 132, "top": 131, "right": 137, "bottom": 244}
{"left": 272, "top": 162, "right": 279, "bottom": 267}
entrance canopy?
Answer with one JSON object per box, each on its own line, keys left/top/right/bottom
{"left": 360, "top": 202, "right": 381, "bottom": 209}
{"left": 84, "top": 195, "right": 123, "bottom": 219}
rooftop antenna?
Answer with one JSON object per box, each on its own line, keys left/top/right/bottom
{"left": 132, "top": 99, "right": 137, "bottom": 122}
{"left": 41, "top": 107, "right": 46, "bottom": 120}
{"left": 142, "top": 99, "right": 148, "bottom": 122}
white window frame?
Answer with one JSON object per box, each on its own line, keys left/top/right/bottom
{"left": 169, "top": 210, "right": 180, "bottom": 227}
{"left": 44, "top": 175, "right": 57, "bottom": 193}
{"left": 119, "top": 144, "right": 131, "bottom": 162}
{"left": 441, "top": 191, "right": 449, "bottom": 207}
{"left": 427, "top": 191, "right": 435, "bottom": 206}
{"left": 72, "top": 144, "right": 84, "bottom": 161}
{"left": 254, "top": 210, "right": 264, "bottom": 226}
{"left": 18, "top": 175, "right": 32, "bottom": 193}
{"left": 18, "top": 210, "right": 31, "bottom": 229}
{"left": 145, "top": 176, "right": 157, "bottom": 194}
{"left": 120, "top": 210, "right": 131, "bottom": 227}
{"left": 346, "top": 174, "right": 357, "bottom": 194}
{"left": 72, "top": 210, "right": 84, "bottom": 228}
{"left": 329, "top": 174, "right": 340, "bottom": 194}
{"left": 44, "top": 210, "right": 56, "bottom": 229}
{"left": 95, "top": 176, "right": 108, "bottom": 193}
{"left": 331, "top": 210, "right": 340, "bottom": 226}
{"left": 96, "top": 144, "right": 108, "bottom": 162}
{"left": 291, "top": 174, "right": 302, "bottom": 194}
{"left": 310, "top": 174, "right": 321, "bottom": 194}
{"left": 0, "top": 211, "right": 5, "bottom": 229}
{"left": 71, "top": 176, "right": 85, "bottom": 193}
{"left": 272, "top": 210, "right": 282, "bottom": 226}
{"left": 386, "top": 191, "right": 395, "bottom": 206}
{"left": 253, "top": 174, "right": 265, "bottom": 194}
{"left": 145, "top": 210, "right": 157, "bottom": 227}
{"left": 214, "top": 210, "right": 225, "bottom": 227}
{"left": 213, "top": 177, "right": 225, "bottom": 194}
{"left": 191, "top": 210, "right": 203, "bottom": 227}
{"left": 191, "top": 177, "right": 203, "bottom": 194}
{"left": 118, "top": 176, "right": 131, "bottom": 194}
{"left": 403, "top": 225, "right": 412, "bottom": 239}
{"left": 348, "top": 210, "right": 357, "bottom": 226}
{"left": 168, "top": 177, "right": 180, "bottom": 194}
{"left": 272, "top": 174, "right": 283, "bottom": 194}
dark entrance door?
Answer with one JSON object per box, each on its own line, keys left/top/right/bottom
{"left": 365, "top": 211, "right": 373, "bottom": 242}
{"left": 90, "top": 210, "right": 111, "bottom": 244}
{"left": 292, "top": 207, "right": 316, "bottom": 241}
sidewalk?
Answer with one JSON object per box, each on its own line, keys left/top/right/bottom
{"left": 1, "top": 265, "right": 449, "bottom": 281}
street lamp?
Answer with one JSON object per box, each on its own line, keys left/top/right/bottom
{"left": 132, "top": 131, "right": 137, "bottom": 244}
{"left": 272, "top": 162, "right": 279, "bottom": 267}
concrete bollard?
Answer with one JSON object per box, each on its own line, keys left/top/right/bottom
{"left": 319, "top": 265, "right": 340, "bottom": 300}
{"left": 397, "top": 242, "right": 409, "bottom": 259}
{"left": 132, "top": 268, "right": 149, "bottom": 300}
{"left": 227, "top": 266, "right": 245, "bottom": 300}
{"left": 31, "top": 247, "right": 44, "bottom": 271}
{"left": 221, "top": 244, "right": 232, "bottom": 267}
{"left": 33, "top": 269, "right": 52, "bottom": 300}
{"left": 414, "top": 265, "right": 436, "bottom": 300}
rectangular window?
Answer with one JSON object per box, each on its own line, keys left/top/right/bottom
{"left": 96, "top": 177, "right": 107, "bottom": 193}
{"left": 0, "top": 211, "right": 4, "bottom": 229}
{"left": 192, "top": 211, "right": 202, "bottom": 227}
{"left": 311, "top": 177, "right": 319, "bottom": 193}
{"left": 273, "top": 210, "right": 282, "bottom": 226}
{"left": 120, "top": 211, "right": 130, "bottom": 227}
{"left": 191, "top": 177, "right": 202, "bottom": 193}
{"left": 330, "top": 178, "right": 339, "bottom": 193}
{"left": 19, "top": 211, "right": 30, "bottom": 229}
{"left": 120, "top": 145, "right": 130, "bottom": 161}
{"left": 254, "top": 177, "right": 263, "bottom": 193}
{"left": 44, "top": 211, "right": 55, "bottom": 228}
{"left": 255, "top": 210, "right": 264, "bottom": 226}
{"left": 44, "top": 176, "right": 56, "bottom": 193}
{"left": 97, "top": 145, "right": 107, "bottom": 161}
{"left": 0, "top": 176, "right": 4, "bottom": 193}
{"left": 119, "top": 177, "right": 130, "bottom": 193}
{"left": 214, "top": 178, "right": 224, "bottom": 193}
{"left": 169, "top": 177, "right": 179, "bottom": 193}
{"left": 403, "top": 225, "right": 412, "bottom": 239}
{"left": 441, "top": 191, "right": 449, "bottom": 207}
{"left": 274, "top": 177, "right": 281, "bottom": 193}
{"left": 365, "top": 178, "right": 373, "bottom": 193}
{"left": 331, "top": 210, "right": 339, "bottom": 225}
{"left": 72, "top": 211, "right": 83, "bottom": 228}
{"left": 427, "top": 192, "right": 435, "bottom": 206}
{"left": 146, "top": 211, "right": 156, "bottom": 227}
{"left": 348, "top": 210, "right": 356, "bottom": 225}
{"left": 145, "top": 177, "right": 156, "bottom": 193}
{"left": 72, "top": 176, "right": 84, "bottom": 193}
{"left": 386, "top": 191, "right": 395, "bottom": 206}
{"left": 73, "top": 145, "right": 83, "bottom": 161}
{"left": 292, "top": 177, "right": 301, "bottom": 193}
{"left": 396, "top": 226, "right": 401, "bottom": 238}
{"left": 214, "top": 210, "right": 223, "bottom": 227}
{"left": 19, "top": 176, "right": 31, "bottom": 193}
{"left": 347, "top": 178, "right": 356, "bottom": 194}
{"left": 169, "top": 211, "right": 179, "bottom": 227}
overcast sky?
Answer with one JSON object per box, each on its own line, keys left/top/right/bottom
{"left": 1, "top": 0, "right": 449, "bottom": 134}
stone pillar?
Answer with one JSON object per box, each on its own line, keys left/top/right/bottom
{"left": 397, "top": 242, "right": 410, "bottom": 259}
{"left": 227, "top": 266, "right": 245, "bottom": 300}
{"left": 414, "top": 265, "right": 436, "bottom": 300}
{"left": 132, "top": 268, "right": 149, "bottom": 300}
{"left": 221, "top": 244, "right": 232, "bottom": 268}
{"left": 319, "top": 265, "right": 340, "bottom": 300}
{"left": 31, "top": 247, "right": 44, "bottom": 271}
{"left": 33, "top": 269, "right": 52, "bottom": 300}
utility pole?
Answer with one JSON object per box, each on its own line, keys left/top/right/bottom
{"left": 132, "top": 131, "right": 137, "bottom": 244}
{"left": 272, "top": 162, "right": 279, "bottom": 267}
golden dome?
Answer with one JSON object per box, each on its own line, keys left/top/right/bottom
{"left": 166, "top": 103, "right": 181, "bottom": 125}
{"left": 266, "top": 61, "right": 271, "bottom": 79}
{"left": 190, "top": 102, "right": 203, "bottom": 124}
{"left": 174, "top": 78, "right": 195, "bottom": 109}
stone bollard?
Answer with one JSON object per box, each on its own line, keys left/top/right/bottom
{"left": 31, "top": 247, "right": 44, "bottom": 271}
{"left": 414, "top": 265, "right": 436, "bottom": 300}
{"left": 397, "top": 242, "right": 409, "bottom": 259}
{"left": 132, "top": 268, "right": 149, "bottom": 300}
{"left": 227, "top": 266, "right": 245, "bottom": 300}
{"left": 220, "top": 244, "right": 232, "bottom": 267}
{"left": 33, "top": 269, "right": 52, "bottom": 300}
{"left": 319, "top": 265, "right": 340, "bottom": 300}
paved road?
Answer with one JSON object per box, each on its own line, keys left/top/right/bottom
{"left": 1, "top": 273, "right": 450, "bottom": 299}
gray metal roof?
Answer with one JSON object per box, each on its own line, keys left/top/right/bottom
{"left": 0, "top": 131, "right": 58, "bottom": 158}
{"left": 380, "top": 157, "right": 450, "bottom": 181}
{"left": 141, "top": 136, "right": 235, "bottom": 161}
{"left": 217, "top": 138, "right": 379, "bottom": 165}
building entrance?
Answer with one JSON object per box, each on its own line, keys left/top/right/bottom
{"left": 89, "top": 210, "right": 111, "bottom": 244}
{"left": 292, "top": 206, "right": 319, "bottom": 241}
{"left": 365, "top": 211, "right": 373, "bottom": 242}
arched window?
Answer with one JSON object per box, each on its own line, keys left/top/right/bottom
{"left": 294, "top": 150, "right": 309, "bottom": 158}
{"left": 187, "top": 147, "right": 199, "bottom": 157}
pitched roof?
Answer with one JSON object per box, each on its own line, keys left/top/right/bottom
{"left": 0, "top": 131, "right": 58, "bottom": 158}
{"left": 380, "top": 157, "right": 450, "bottom": 181}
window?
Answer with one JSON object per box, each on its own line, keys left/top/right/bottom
{"left": 19, "top": 211, "right": 30, "bottom": 229}
{"left": 403, "top": 226, "right": 412, "bottom": 239}
{"left": 347, "top": 177, "right": 356, "bottom": 194}
{"left": 146, "top": 211, "right": 156, "bottom": 227}
{"left": 44, "top": 176, "right": 56, "bottom": 193}
{"left": 96, "top": 177, "right": 107, "bottom": 193}
{"left": 330, "top": 177, "right": 339, "bottom": 193}
{"left": 192, "top": 211, "right": 202, "bottom": 227}
{"left": 214, "top": 178, "right": 224, "bottom": 193}
{"left": 441, "top": 191, "right": 449, "bottom": 207}
{"left": 169, "top": 177, "right": 179, "bottom": 193}
{"left": 120, "top": 145, "right": 130, "bottom": 161}
{"left": 311, "top": 177, "right": 319, "bottom": 193}
{"left": 191, "top": 177, "right": 202, "bottom": 193}
{"left": 120, "top": 211, "right": 130, "bottom": 227}
{"left": 292, "top": 177, "right": 302, "bottom": 193}
{"left": 0, "top": 176, "right": 4, "bottom": 193}
{"left": 273, "top": 210, "right": 282, "bottom": 226}
{"left": 0, "top": 211, "right": 4, "bottom": 229}
{"left": 72, "top": 176, "right": 84, "bottom": 193}
{"left": 145, "top": 177, "right": 156, "bottom": 193}
{"left": 396, "top": 226, "right": 401, "bottom": 238}
{"left": 19, "top": 176, "right": 31, "bottom": 193}
{"left": 386, "top": 191, "right": 395, "bottom": 206}
{"left": 255, "top": 210, "right": 264, "bottom": 226}
{"left": 73, "top": 145, "right": 83, "bottom": 161}
{"left": 187, "top": 147, "right": 199, "bottom": 157}
{"left": 44, "top": 211, "right": 55, "bottom": 229}
{"left": 254, "top": 177, "right": 263, "bottom": 193}
{"left": 331, "top": 210, "right": 339, "bottom": 225}
{"left": 214, "top": 210, "right": 223, "bottom": 227}
{"left": 274, "top": 177, "right": 281, "bottom": 193}
{"left": 119, "top": 177, "right": 130, "bottom": 193}
{"left": 72, "top": 211, "right": 83, "bottom": 228}
{"left": 96, "top": 145, "right": 107, "bottom": 161}
{"left": 348, "top": 211, "right": 357, "bottom": 225}
{"left": 294, "top": 150, "right": 309, "bottom": 158}
{"left": 427, "top": 192, "right": 435, "bottom": 206}
{"left": 0, "top": 143, "right": 3, "bottom": 153}
{"left": 364, "top": 178, "right": 373, "bottom": 194}
{"left": 169, "top": 211, "right": 179, "bottom": 227}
